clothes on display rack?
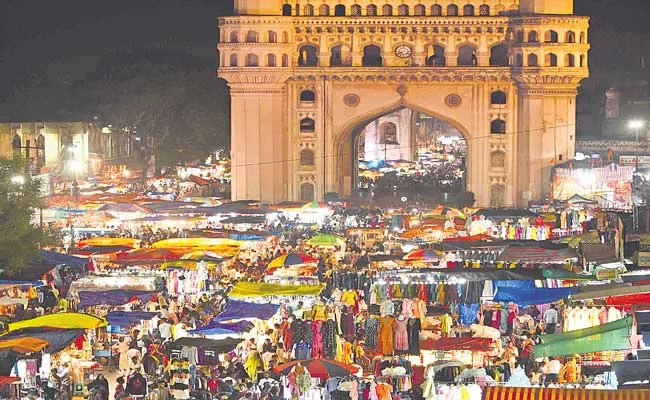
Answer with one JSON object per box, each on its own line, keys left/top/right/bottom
{"left": 563, "top": 306, "right": 624, "bottom": 332}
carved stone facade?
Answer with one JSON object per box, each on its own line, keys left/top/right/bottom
{"left": 218, "top": 0, "right": 589, "bottom": 206}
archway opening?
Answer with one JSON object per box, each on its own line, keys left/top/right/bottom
{"left": 354, "top": 107, "right": 467, "bottom": 200}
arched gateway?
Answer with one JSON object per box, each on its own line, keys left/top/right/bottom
{"left": 218, "top": 0, "right": 589, "bottom": 206}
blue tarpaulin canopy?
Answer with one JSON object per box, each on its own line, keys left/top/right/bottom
{"left": 1, "top": 328, "right": 84, "bottom": 354}
{"left": 214, "top": 300, "right": 280, "bottom": 322}
{"left": 190, "top": 320, "right": 254, "bottom": 336}
{"left": 78, "top": 290, "right": 157, "bottom": 307}
{"left": 40, "top": 250, "right": 87, "bottom": 268}
{"left": 106, "top": 311, "right": 159, "bottom": 328}
{"left": 494, "top": 286, "right": 577, "bottom": 306}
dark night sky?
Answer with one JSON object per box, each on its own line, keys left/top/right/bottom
{"left": 1, "top": 0, "right": 649, "bottom": 118}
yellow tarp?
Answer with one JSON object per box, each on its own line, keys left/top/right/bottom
{"left": 151, "top": 238, "right": 241, "bottom": 249}
{"left": 160, "top": 260, "right": 220, "bottom": 270}
{"left": 78, "top": 238, "right": 141, "bottom": 249}
{"left": 8, "top": 312, "right": 107, "bottom": 332}
{"left": 0, "top": 337, "right": 49, "bottom": 353}
{"left": 228, "top": 282, "right": 325, "bottom": 298}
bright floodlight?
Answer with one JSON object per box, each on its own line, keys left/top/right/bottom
{"left": 11, "top": 175, "right": 25, "bottom": 185}
{"left": 69, "top": 160, "right": 83, "bottom": 172}
{"left": 629, "top": 120, "right": 645, "bottom": 129}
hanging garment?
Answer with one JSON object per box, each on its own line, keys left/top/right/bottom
{"left": 394, "top": 317, "right": 409, "bottom": 352}
{"left": 379, "top": 315, "right": 396, "bottom": 356}
{"left": 312, "top": 320, "right": 324, "bottom": 359}
{"left": 365, "top": 317, "right": 380, "bottom": 350}
{"left": 323, "top": 319, "right": 339, "bottom": 359}
{"left": 407, "top": 318, "right": 422, "bottom": 355}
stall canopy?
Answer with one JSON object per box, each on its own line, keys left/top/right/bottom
{"left": 228, "top": 282, "right": 325, "bottom": 298}
{"left": 613, "top": 360, "right": 650, "bottom": 385}
{"left": 484, "top": 386, "right": 649, "bottom": 400}
{"left": 496, "top": 246, "right": 578, "bottom": 263}
{"left": 542, "top": 269, "right": 596, "bottom": 280}
{"left": 572, "top": 284, "right": 650, "bottom": 301}
{"left": 8, "top": 312, "right": 106, "bottom": 332}
{"left": 443, "top": 268, "right": 545, "bottom": 281}
{"left": 39, "top": 250, "right": 87, "bottom": 268}
{"left": 213, "top": 300, "right": 280, "bottom": 321}
{"left": 190, "top": 320, "right": 254, "bottom": 336}
{"left": 494, "top": 286, "right": 577, "bottom": 306}
{"left": 0, "top": 337, "right": 49, "bottom": 353}
{"left": 606, "top": 293, "right": 650, "bottom": 306}
{"left": 534, "top": 316, "right": 633, "bottom": 358}
{"left": 306, "top": 234, "right": 345, "bottom": 247}
{"left": 1, "top": 328, "right": 85, "bottom": 354}
{"left": 167, "top": 337, "right": 242, "bottom": 353}
{"left": 78, "top": 289, "right": 157, "bottom": 307}
{"left": 420, "top": 337, "right": 492, "bottom": 352}
{"left": 106, "top": 311, "right": 160, "bottom": 328}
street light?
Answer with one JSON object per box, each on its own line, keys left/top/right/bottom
{"left": 629, "top": 119, "right": 645, "bottom": 231}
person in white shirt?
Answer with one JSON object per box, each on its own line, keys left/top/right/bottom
{"left": 158, "top": 319, "right": 172, "bottom": 342}
{"left": 543, "top": 304, "right": 559, "bottom": 334}
{"left": 547, "top": 357, "right": 562, "bottom": 384}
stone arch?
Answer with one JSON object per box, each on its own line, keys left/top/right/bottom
{"left": 414, "top": 4, "right": 426, "bottom": 16}
{"left": 463, "top": 4, "right": 475, "bottom": 16}
{"left": 380, "top": 122, "right": 398, "bottom": 144}
{"left": 267, "top": 53, "right": 277, "bottom": 67}
{"left": 515, "top": 30, "right": 524, "bottom": 43}
{"left": 11, "top": 135, "right": 21, "bottom": 159}
{"left": 580, "top": 54, "right": 586, "bottom": 67}
{"left": 366, "top": 4, "right": 377, "bottom": 15}
{"left": 334, "top": 101, "right": 472, "bottom": 196}
{"left": 298, "top": 44, "right": 319, "bottom": 66}
{"left": 544, "top": 30, "right": 559, "bottom": 43}
{"left": 398, "top": 4, "right": 409, "bottom": 16}
{"left": 282, "top": 31, "right": 289, "bottom": 43}
{"left": 282, "top": 4, "right": 292, "bottom": 15}
{"left": 515, "top": 53, "right": 523, "bottom": 67}
{"left": 334, "top": 4, "right": 346, "bottom": 16}
{"left": 457, "top": 43, "right": 477, "bottom": 66}
{"left": 300, "top": 182, "right": 315, "bottom": 201}
{"left": 330, "top": 43, "right": 351, "bottom": 66}
{"left": 565, "top": 53, "right": 576, "bottom": 67}
{"left": 351, "top": 4, "right": 362, "bottom": 16}
{"left": 36, "top": 134, "right": 46, "bottom": 168}
{"left": 319, "top": 4, "right": 330, "bottom": 16}
{"left": 362, "top": 45, "right": 383, "bottom": 66}
{"left": 527, "top": 53, "right": 538, "bottom": 67}
{"left": 489, "top": 43, "right": 509, "bottom": 66}
{"left": 579, "top": 32, "right": 586, "bottom": 43}
{"left": 300, "top": 117, "right": 315, "bottom": 133}
{"left": 431, "top": 4, "right": 442, "bottom": 15}
{"left": 229, "top": 31, "right": 239, "bottom": 43}
{"left": 229, "top": 53, "right": 238, "bottom": 67}
{"left": 490, "top": 90, "right": 507, "bottom": 105}
{"left": 268, "top": 31, "right": 278, "bottom": 43}
{"left": 246, "top": 53, "right": 259, "bottom": 66}
{"left": 545, "top": 52, "right": 558, "bottom": 66}
{"left": 382, "top": 4, "right": 393, "bottom": 16}
{"left": 246, "top": 30, "right": 258, "bottom": 43}
{"left": 479, "top": 4, "right": 490, "bottom": 15}
{"left": 447, "top": 4, "right": 459, "bottom": 16}
{"left": 490, "top": 118, "right": 506, "bottom": 134}
{"left": 300, "top": 148, "right": 315, "bottom": 166}
{"left": 300, "top": 89, "right": 316, "bottom": 102}
{"left": 303, "top": 4, "right": 314, "bottom": 16}
{"left": 527, "top": 30, "right": 539, "bottom": 43}
{"left": 565, "top": 31, "right": 576, "bottom": 43}
{"left": 426, "top": 44, "right": 446, "bottom": 66}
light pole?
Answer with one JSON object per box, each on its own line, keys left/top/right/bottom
{"left": 629, "top": 119, "right": 645, "bottom": 231}
{"left": 68, "top": 160, "right": 83, "bottom": 250}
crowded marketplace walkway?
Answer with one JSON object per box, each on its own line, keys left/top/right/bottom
{"left": 1, "top": 174, "right": 650, "bottom": 400}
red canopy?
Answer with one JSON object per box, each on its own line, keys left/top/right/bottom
{"left": 420, "top": 337, "right": 492, "bottom": 352}
{"left": 113, "top": 248, "right": 183, "bottom": 264}
{"left": 0, "top": 376, "right": 20, "bottom": 386}
{"left": 606, "top": 292, "right": 650, "bottom": 306}
{"left": 443, "top": 234, "right": 493, "bottom": 242}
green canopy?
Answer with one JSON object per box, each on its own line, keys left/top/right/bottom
{"left": 534, "top": 316, "right": 633, "bottom": 358}
{"left": 542, "top": 268, "right": 595, "bottom": 280}
{"left": 306, "top": 234, "right": 345, "bottom": 247}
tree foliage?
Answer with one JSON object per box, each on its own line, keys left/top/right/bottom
{"left": 0, "top": 158, "right": 47, "bottom": 276}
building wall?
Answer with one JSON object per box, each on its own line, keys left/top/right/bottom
{"left": 219, "top": 0, "right": 589, "bottom": 206}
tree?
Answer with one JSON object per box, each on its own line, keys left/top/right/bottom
{"left": 0, "top": 158, "right": 48, "bottom": 276}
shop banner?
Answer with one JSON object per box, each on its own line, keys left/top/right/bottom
{"left": 552, "top": 165, "right": 633, "bottom": 208}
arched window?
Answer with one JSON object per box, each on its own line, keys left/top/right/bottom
{"left": 362, "top": 45, "right": 383, "bottom": 66}
{"left": 527, "top": 31, "right": 539, "bottom": 43}
{"left": 490, "top": 184, "right": 506, "bottom": 207}
{"left": 298, "top": 45, "right": 319, "bottom": 66}
{"left": 398, "top": 4, "right": 409, "bottom": 16}
{"left": 527, "top": 53, "right": 538, "bottom": 67}
{"left": 431, "top": 4, "right": 442, "bottom": 15}
{"left": 491, "top": 91, "right": 507, "bottom": 105}
{"left": 565, "top": 31, "right": 576, "bottom": 43}
{"left": 229, "top": 31, "right": 239, "bottom": 43}
{"left": 300, "top": 118, "right": 315, "bottom": 133}
{"left": 515, "top": 30, "right": 524, "bottom": 43}
{"left": 381, "top": 123, "right": 398, "bottom": 144}
{"left": 267, "top": 54, "right": 276, "bottom": 67}
{"left": 490, "top": 151, "right": 506, "bottom": 168}
{"left": 282, "top": 31, "right": 289, "bottom": 43}
{"left": 282, "top": 4, "right": 292, "bottom": 15}
{"left": 246, "top": 54, "right": 259, "bottom": 66}
{"left": 580, "top": 54, "right": 585, "bottom": 67}
{"left": 544, "top": 30, "right": 558, "bottom": 43}
{"left": 414, "top": 4, "right": 426, "bottom": 15}
{"left": 565, "top": 54, "right": 576, "bottom": 67}
{"left": 382, "top": 4, "right": 393, "bottom": 16}
{"left": 319, "top": 4, "right": 330, "bottom": 15}
{"left": 36, "top": 134, "right": 45, "bottom": 168}
{"left": 300, "top": 149, "right": 315, "bottom": 166}
{"left": 334, "top": 4, "right": 345, "bottom": 16}
{"left": 490, "top": 119, "right": 506, "bottom": 134}
{"left": 545, "top": 53, "right": 558, "bottom": 67}
{"left": 579, "top": 32, "right": 586, "bottom": 43}
{"left": 479, "top": 4, "right": 490, "bottom": 15}
{"left": 426, "top": 45, "right": 446, "bottom": 66}
{"left": 282, "top": 54, "right": 289, "bottom": 67}
{"left": 294, "top": 4, "right": 300, "bottom": 16}
{"left": 351, "top": 4, "right": 362, "bottom": 16}
{"left": 463, "top": 4, "right": 475, "bottom": 16}
{"left": 12, "top": 135, "right": 21, "bottom": 160}
{"left": 300, "top": 182, "right": 315, "bottom": 201}
{"left": 246, "top": 30, "right": 258, "bottom": 43}
{"left": 303, "top": 4, "right": 314, "bottom": 16}
{"left": 300, "top": 90, "right": 316, "bottom": 102}
{"left": 515, "top": 53, "right": 523, "bottom": 67}
{"left": 229, "top": 54, "right": 238, "bottom": 67}
{"left": 489, "top": 43, "right": 509, "bottom": 66}
{"left": 447, "top": 4, "right": 458, "bottom": 16}
{"left": 330, "top": 45, "right": 344, "bottom": 66}
{"left": 367, "top": 4, "right": 377, "bottom": 15}
{"left": 457, "top": 44, "right": 477, "bottom": 66}
{"left": 268, "top": 31, "right": 278, "bottom": 43}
